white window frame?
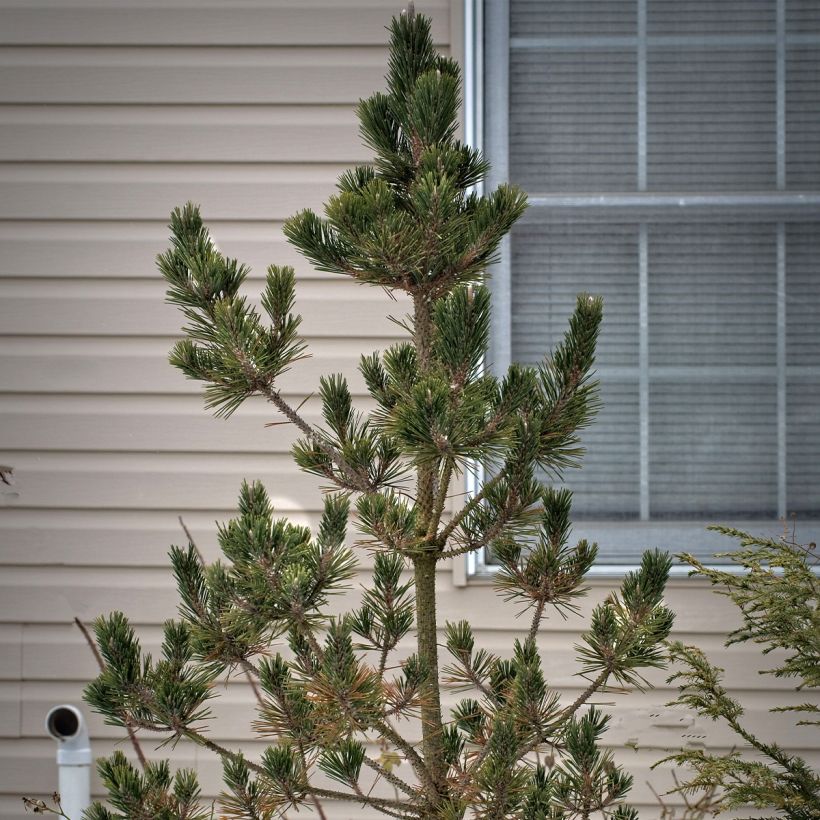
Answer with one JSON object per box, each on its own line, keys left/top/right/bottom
{"left": 460, "top": 0, "right": 820, "bottom": 581}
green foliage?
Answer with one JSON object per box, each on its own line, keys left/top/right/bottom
{"left": 85, "top": 613, "right": 215, "bottom": 737}
{"left": 660, "top": 528, "right": 820, "bottom": 819}
{"left": 284, "top": 13, "right": 525, "bottom": 294}
{"left": 319, "top": 739, "right": 367, "bottom": 788}
{"left": 83, "top": 752, "right": 211, "bottom": 820}
{"left": 158, "top": 203, "right": 306, "bottom": 418}
{"left": 84, "top": 7, "right": 674, "bottom": 819}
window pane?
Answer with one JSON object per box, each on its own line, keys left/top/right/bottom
{"left": 487, "top": 0, "right": 820, "bottom": 564}
{"left": 786, "top": 223, "right": 820, "bottom": 367}
{"left": 787, "top": 48, "right": 820, "bottom": 190}
{"left": 787, "top": 222, "right": 820, "bottom": 518}
{"left": 648, "top": 0, "right": 776, "bottom": 35}
{"left": 511, "top": 221, "right": 639, "bottom": 368}
{"left": 786, "top": 0, "right": 820, "bottom": 35}
{"left": 647, "top": 47, "right": 777, "bottom": 190}
{"left": 512, "top": 0, "right": 637, "bottom": 38}
{"left": 788, "top": 383, "right": 820, "bottom": 517}
{"left": 649, "top": 223, "right": 778, "bottom": 367}
{"left": 562, "top": 380, "right": 641, "bottom": 519}
{"left": 510, "top": 221, "right": 641, "bottom": 519}
{"left": 650, "top": 380, "right": 778, "bottom": 517}
{"left": 510, "top": 49, "right": 637, "bottom": 191}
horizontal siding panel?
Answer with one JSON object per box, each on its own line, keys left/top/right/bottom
{"left": 0, "top": 684, "right": 20, "bottom": 739}
{"left": 0, "top": 567, "right": 181, "bottom": 625}
{"left": 0, "top": 105, "right": 366, "bottom": 163}
{"left": 1, "top": 797, "right": 386, "bottom": 820}
{"left": 0, "top": 46, "right": 396, "bottom": 104}
{"left": 0, "top": 508, "right": 457, "bottom": 570}
{"left": 19, "top": 621, "right": 797, "bottom": 692}
{"left": 0, "top": 337, "right": 383, "bottom": 394}
{"left": 0, "top": 221, "right": 336, "bottom": 280}
{"left": 0, "top": 566, "right": 743, "bottom": 634}
{"left": 16, "top": 679, "right": 817, "bottom": 752}
{"left": 0, "top": 395, "right": 371, "bottom": 453}
{"left": 1, "top": 508, "right": 321, "bottom": 567}
{"left": 3, "top": 740, "right": 818, "bottom": 811}
{"left": 0, "top": 627, "right": 22, "bottom": 681}
{"left": 0, "top": 163, "right": 346, "bottom": 220}
{"left": 0, "top": 735, "right": 384, "bottom": 805}
{"left": 0, "top": 278, "right": 408, "bottom": 337}
{"left": 0, "top": 0, "right": 465, "bottom": 806}
{"left": 0, "top": 451, "right": 339, "bottom": 512}
{"left": 3, "top": 567, "right": 444, "bottom": 626}
{"left": 0, "top": 2, "right": 450, "bottom": 46}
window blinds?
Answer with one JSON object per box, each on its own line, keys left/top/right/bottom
{"left": 495, "top": 0, "right": 820, "bottom": 559}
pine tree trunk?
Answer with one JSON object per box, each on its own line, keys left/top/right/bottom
{"left": 413, "top": 552, "right": 446, "bottom": 801}
{"left": 412, "top": 291, "right": 447, "bottom": 804}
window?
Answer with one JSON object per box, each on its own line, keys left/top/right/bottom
{"left": 473, "top": 0, "right": 820, "bottom": 569}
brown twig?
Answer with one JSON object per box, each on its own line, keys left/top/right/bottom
{"left": 178, "top": 515, "right": 204, "bottom": 563}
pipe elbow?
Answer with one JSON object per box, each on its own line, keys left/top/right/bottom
{"left": 45, "top": 704, "right": 92, "bottom": 766}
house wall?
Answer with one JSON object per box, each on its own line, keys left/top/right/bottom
{"left": 0, "top": 2, "right": 816, "bottom": 818}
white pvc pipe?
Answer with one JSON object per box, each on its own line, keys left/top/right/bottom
{"left": 45, "top": 704, "right": 92, "bottom": 820}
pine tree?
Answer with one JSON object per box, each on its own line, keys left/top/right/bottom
{"left": 660, "top": 526, "right": 820, "bottom": 819}
{"left": 83, "top": 7, "right": 674, "bottom": 819}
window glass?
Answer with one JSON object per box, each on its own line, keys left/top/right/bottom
{"left": 484, "top": 0, "right": 820, "bottom": 564}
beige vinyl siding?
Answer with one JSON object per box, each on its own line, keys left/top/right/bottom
{"left": 0, "top": 2, "right": 817, "bottom": 819}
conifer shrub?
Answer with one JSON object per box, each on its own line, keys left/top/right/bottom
{"left": 660, "top": 526, "right": 820, "bottom": 820}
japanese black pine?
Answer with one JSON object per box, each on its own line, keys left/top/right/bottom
{"left": 83, "top": 7, "right": 674, "bottom": 819}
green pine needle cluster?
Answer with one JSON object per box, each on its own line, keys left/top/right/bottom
{"left": 660, "top": 527, "right": 820, "bottom": 819}
{"left": 83, "top": 7, "right": 675, "bottom": 819}
{"left": 83, "top": 753, "right": 212, "bottom": 820}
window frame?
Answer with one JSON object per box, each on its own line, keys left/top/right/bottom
{"left": 461, "top": 0, "right": 820, "bottom": 580}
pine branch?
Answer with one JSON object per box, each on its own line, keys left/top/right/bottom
{"left": 184, "top": 727, "right": 416, "bottom": 815}
{"left": 250, "top": 366, "right": 377, "bottom": 496}
{"left": 426, "top": 457, "right": 454, "bottom": 540}
{"left": 555, "top": 669, "right": 610, "bottom": 726}
{"left": 527, "top": 598, "right": 547, "bottom": 644}
{"left": 373, "top": 717, "right": 437, "bottom": 798}
{"left": 289, "top": 614, "right": 436, "bottom": 801}
{"left": 177, "top": 515, "right": 266, "bottom": 706}
{"left": 362, "top": 754, "right": 418, "bottom": 799}
{"left": 74, "top": 617, "right": 148, "bottom": 769}
{"left": 310, "top": 787, "right": 419, "bottom": 814}
{"left": 436, "top": 470, "right": 506, "bottom": 546}
{"left": 436, "top": 488, "right": 522, "bottom": 561}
